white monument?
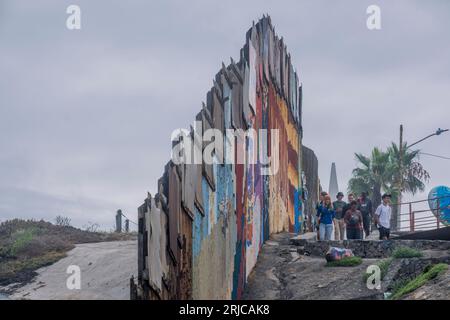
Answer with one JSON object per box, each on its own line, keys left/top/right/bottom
{"left": 329, "top": 162, "right": 339, "bottom": 200}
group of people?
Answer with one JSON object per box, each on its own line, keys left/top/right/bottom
{"left": 315, "top": 191, "right": 392, "bottom": 241}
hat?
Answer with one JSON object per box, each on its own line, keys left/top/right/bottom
{"left": 336, "top": 192, "right": 344, "bottom": 198}
{"left": 382, "top": 193, "right": 392, "bottom": 199}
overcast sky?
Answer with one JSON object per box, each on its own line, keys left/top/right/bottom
{"left": 1, "top": 0, "right": 449, "bottom": 229}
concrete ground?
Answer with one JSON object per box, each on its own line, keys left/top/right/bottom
{"left": 243, "top": 233, "right": 383, "bottom": 300}
{"left": 4, "top": 240, "right": 137, "bottom": 300}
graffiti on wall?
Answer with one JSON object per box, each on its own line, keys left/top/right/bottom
{"left": 135, "top": 16, "right": 304, "bottom": 300}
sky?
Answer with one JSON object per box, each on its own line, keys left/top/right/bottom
{"left": 1, "top": 0, "right": 449, "bottom": 230}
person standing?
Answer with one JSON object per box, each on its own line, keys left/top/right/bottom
{"left": 375, "top": 194, "right": 392, "bottom": 240}
{"left": 317, "top": 195, "right": 336, "bottom": 240}
{"left": 316, "top": 191, "right": 328, "bottom": 240}
{"left": 344, "top": 200, "right": 363, "bottom": 240}
{"left": 342, "top": 193, "right": 355, "bottom": 224}
{"left": 358, "top": 192, "right": 373, "bottom": 238}
{"left": 333, "top": 192, "right": 346, "bottom": 240}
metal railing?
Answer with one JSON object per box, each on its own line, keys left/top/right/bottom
{"left": 394, "top": 195, "right": 450, "bottom": 232}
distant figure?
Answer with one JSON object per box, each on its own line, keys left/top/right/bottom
{"left": 342, "top": 194, "right": 355, "bottom": 227}
{"left": 317, "top": 195, "right": 336, "bottom": 240}
{"left": 344, "top": 200, "right": 363, "bottom": 240}
{"left": 375, "top": 194, "right": 392, "bottom": 240}
{"left": 333, "top": 192, "right": 346, "bottom": 240}
{"left": 315, "top": 191, "right": 328, "bottom": 240}
{"left": 358, "top": 192, "right": 373, "bottom": 238}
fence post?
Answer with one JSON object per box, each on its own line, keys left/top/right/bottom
{"left": 409, "top": 203, "right": 413, "bottom": 232}
{"left": 125, "top": 219, "right": 130, "bottom": 233}
{"left": 437, "top": 199, "right": 440, "bottom": 229}
{"left": 116, "top": 209, "right": 122, "bottom": 233}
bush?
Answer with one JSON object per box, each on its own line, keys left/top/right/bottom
{"left": 55, "top": 215, "right": 71, "bottom": 227}
{"left": 390, "top": 263, "right": 448, "bottom": 300}
{"left": 392, "top": 247, "right": 423, "bottom": 259}
{"left": 326, "top": 256, "right": 362, "bottom": 267}
{"left": 10, "top": 228, "right": 36, "bottom": 256}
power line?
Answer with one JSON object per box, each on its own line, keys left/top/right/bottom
{"left": 419, "top": 152, "right": 450, "bottom": 160}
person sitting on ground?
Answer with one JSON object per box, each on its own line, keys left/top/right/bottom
{"left": 374, "top": 193, "right": 392, "bottom": 240}
{"left": 344, "top": 200, "right": 363, "bottom": 240}
{"left": 333, "top": 192, "right": 346, "bottom": 240}
{"left": 317, "top": 195, "right": 336, "bottom": 240}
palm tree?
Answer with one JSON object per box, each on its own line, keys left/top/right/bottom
{"left": 348, "top": 147, "right": 391, "bottom": 206}
{"left": 348, "top": 143, "right": 430, "bottom": 230}
{"left": 387, "top": 142, "right": 430, "bottom": 229}
{"left": 387, "top": 142, "right": 430, "bottom": 195}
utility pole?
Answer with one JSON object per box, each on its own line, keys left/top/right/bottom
{"left": 396, "top": 125, "right": 404, "bottom": 232}
{"left": 395, "top": 126, "right": 448, "bottom": 231}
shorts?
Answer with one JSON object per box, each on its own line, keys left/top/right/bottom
{"left": 378, "top": 226, "right": 390, "bottom": 239}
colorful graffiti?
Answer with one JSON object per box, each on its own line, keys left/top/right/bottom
{"left": 134, "top": 16, "right": 304, "bottom": 300}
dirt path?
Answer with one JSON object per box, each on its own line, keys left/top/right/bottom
{"left": 243, "top": 233, "right": 383, "bottom": 300}
{"left": 5, "top": 240, "right": 136, "bottom": 300}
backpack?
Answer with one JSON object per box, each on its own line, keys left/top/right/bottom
{"left": 347, "top": 212, "right": 360, "bottom": 227}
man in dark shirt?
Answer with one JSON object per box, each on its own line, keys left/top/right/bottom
{"left": 333, "top": 192, "right": 346, "bottom": 240}
{"left": 358, "top": 192, "right": 373, "bottom": 238}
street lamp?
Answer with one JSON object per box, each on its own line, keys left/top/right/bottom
{"left": 407, "top": 128, "right": 449, "bottom": 149}
{"left": 396, "top": 126, "right": 449, "bottom": 231}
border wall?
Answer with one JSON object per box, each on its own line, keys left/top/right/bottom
{"left": 134, "top": 16, "right": 306, "bottom": 300}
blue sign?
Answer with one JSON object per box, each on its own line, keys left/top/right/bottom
{"left": 428, "top": 186, "right": 450, "bottom": 226}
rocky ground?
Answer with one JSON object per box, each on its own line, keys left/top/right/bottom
{"left": 243, "top": 233, "right": 383, "bottom": 300}
{"left": 243, "top": 233, "right": 449, "bottom": 300}
{"left": 1, "top": 240, "right": 137, "bottom": 300}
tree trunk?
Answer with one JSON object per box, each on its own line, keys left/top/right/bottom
{"left": 371, "top": 183, "right": 382, "bottom": 210}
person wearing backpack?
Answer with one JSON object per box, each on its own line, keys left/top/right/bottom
{"left": 315, "top": 191, "right": 328, "bottom": 240}
{"left": 344, "top": 200, "right": 363, "bottom": 240}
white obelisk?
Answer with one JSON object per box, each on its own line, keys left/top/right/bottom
{"left": 329, "top": 162, "right": 339, "bottom": 200}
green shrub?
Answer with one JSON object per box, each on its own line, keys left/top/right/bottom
{"left": 392, "top": 247, "right": 423, "bottom": 259}
{"left": 390, "top": 263, "right": 448, "bottom": 300}
{"left": 363, "top": 258, "right": 393, "bottom": 282}
{"left": 10, "top": 228, "right": 36, "bottom": 256}
{"left": 326, "top": 256, "right": 362, "bottom": 267}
